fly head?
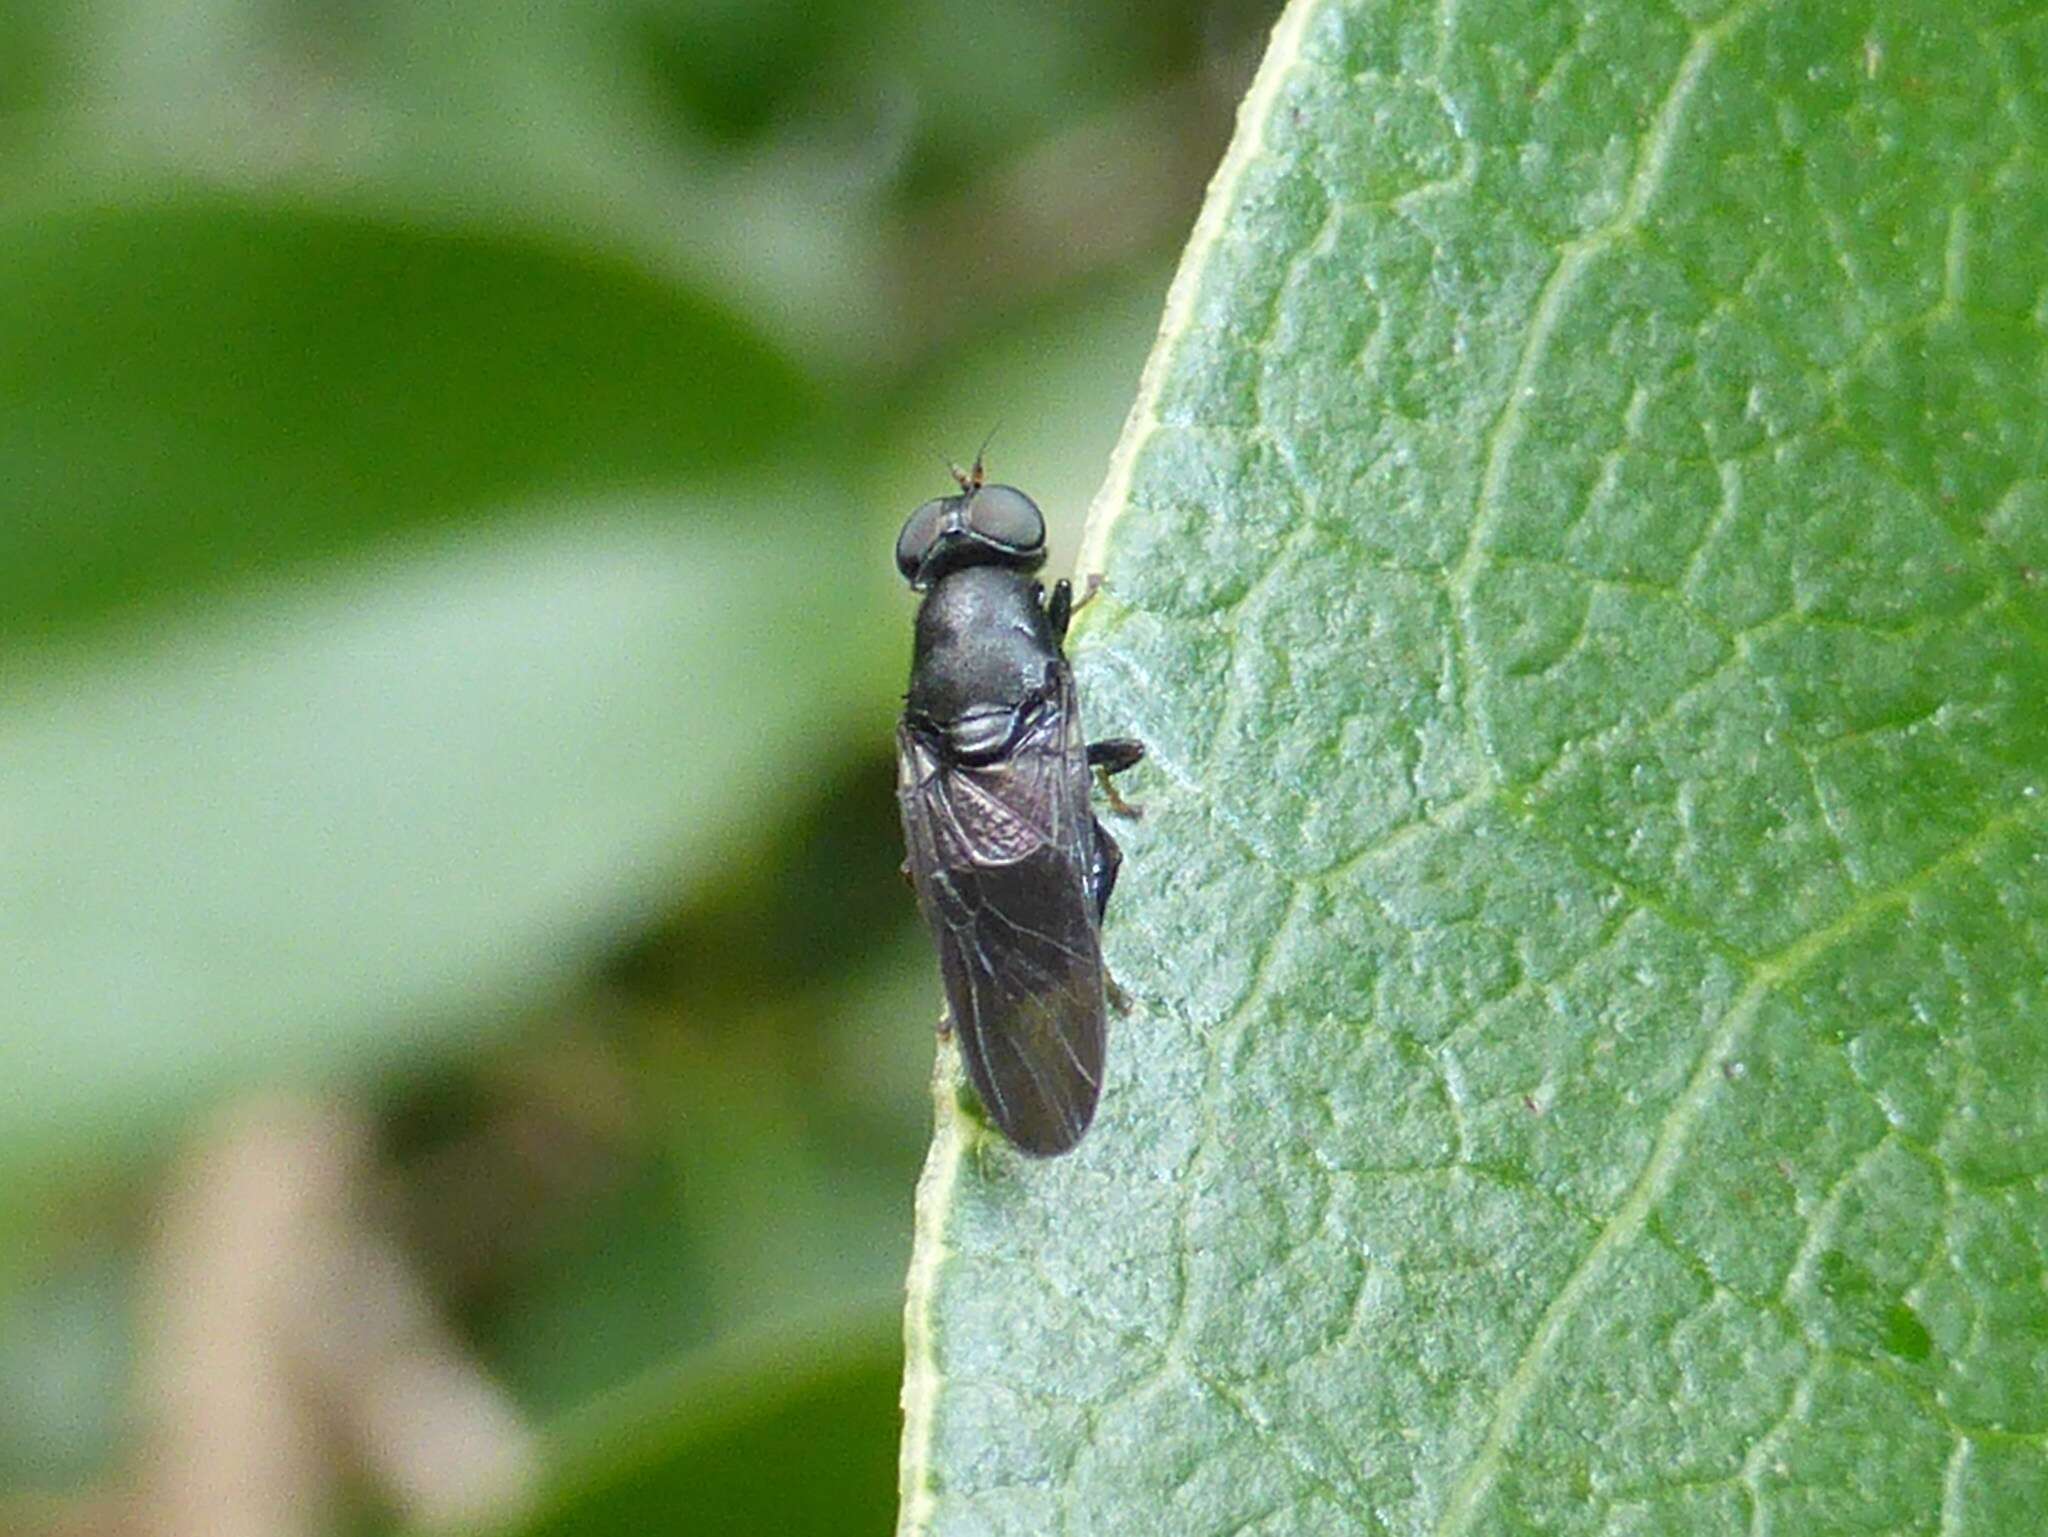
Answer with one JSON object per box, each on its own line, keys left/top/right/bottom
{"left": 896, "top": 480, "right": 1047, "bottom": 590}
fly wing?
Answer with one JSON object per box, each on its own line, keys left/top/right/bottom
{"left": 896, "top": 668, "right": 1105, "bottom": 1156}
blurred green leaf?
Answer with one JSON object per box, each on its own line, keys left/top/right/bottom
{"left": 500, "top": 1308, "right": 900, "bottom": 1537}
{"left": 0, "top": 8, "right": 59, "bottom": 129}
{"left": 0, "top": 182, "right": 919, "bottom": 1179}
{"left": 0, "top": 194, "right": 811, "bottom": 640}
{"left": 481, "top": 952, "right": 929, "bottom": 1414}
{"left": 19, "top": 3, "right": 1254, "bottom": 376}
{"left": 889, "top": 0, "right": 1177, "bottom": 192}
{"left": 0, "top": 1250, "right": 127, "bottom": 1493}
{"left": 902, "top": 0, "right": 2048, "bottom": 1533}
{"left": 633, "top": 0, "right": 857, "bottom": 144}
{"left": 0, "top": 500, "right": 898, "bottom": 1177}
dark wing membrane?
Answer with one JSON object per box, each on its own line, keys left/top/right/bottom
{"left": 897, "top": 672, "right": 1105, "bottom": 1156}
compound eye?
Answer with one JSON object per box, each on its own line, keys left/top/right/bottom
{"left": 966, "top": 484, "right": 1045, "bottom": 555}
{"left": 895, "top": 498, "right": 952, "bottom": 581}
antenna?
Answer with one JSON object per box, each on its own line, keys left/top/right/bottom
{"left": 967, "top": 424, "right": 999, "bottom": 490}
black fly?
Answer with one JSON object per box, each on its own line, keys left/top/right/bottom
{"left": 894, "top": 455, "right": 1143, "bottom": 1156}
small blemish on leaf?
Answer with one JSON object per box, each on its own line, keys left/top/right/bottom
{"left": 1883, "top": 1302, "right": 1934, "bottom": 1361}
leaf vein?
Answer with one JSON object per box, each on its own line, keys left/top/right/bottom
{"left": 1427, "top": 799, "right": 2047, "bottom": 1536}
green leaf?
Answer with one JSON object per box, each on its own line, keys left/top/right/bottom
{"left": 0, "top": 194, "right": 901, "bottom": 1177}
{"left": 900, "top": 2, "right": 2048, "bottom": 1533}
{"left": 497, "top": 1309, "right": 902, "bottom": 1537}
{"left": 0, "top": 502, "right": 896, "bottom": 1178}
{"left": 0, "top": 193, "right": 810, "bottom": 641}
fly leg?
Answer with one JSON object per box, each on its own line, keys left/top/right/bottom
{"left": 1091, "top": 819, "right": 1134, "bottom": 1015}
{"left": 1046, "top": 578, "right": 1073, "bottom": 641}
{"left": 1088, "top": 736, "right": 1145, "bottom": 819}
{"left": 1089, "top": 817, "right": 1124, "bottom": 921}
{"left": 1089, "top": 737, "right": 1144, "bottom": 774}
{"left": 1045, "top": 573, "right": 1105, "bottom": 643}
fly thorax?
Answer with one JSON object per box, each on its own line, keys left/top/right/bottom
{"left": 907, "top": 566, "right": 1060, "bottom": 736}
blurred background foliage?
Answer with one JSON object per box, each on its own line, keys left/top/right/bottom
{"left": 0, "top": 2, "right": 1271, "bottom": 1532}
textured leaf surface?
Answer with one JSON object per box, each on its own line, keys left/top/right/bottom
{"left": 900, "top": 1, "right": 2048, "bottom": 1533}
